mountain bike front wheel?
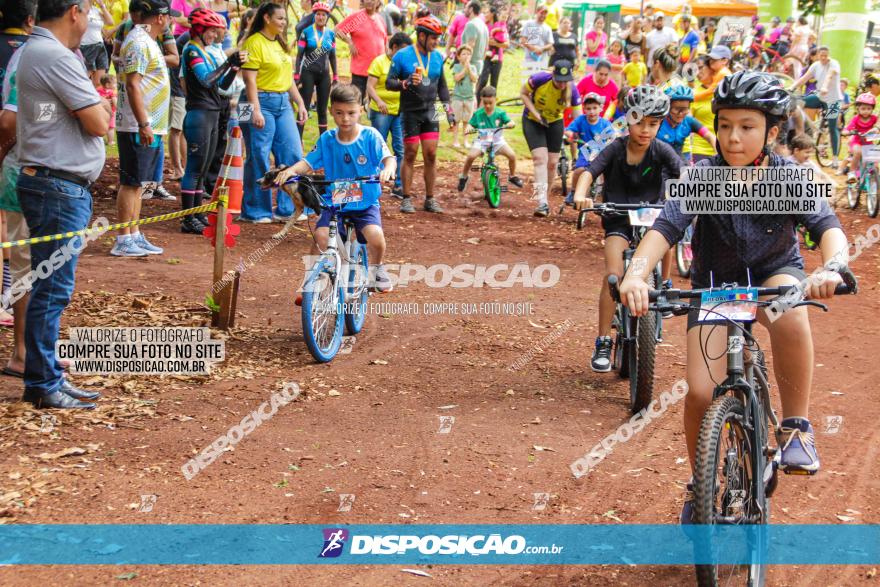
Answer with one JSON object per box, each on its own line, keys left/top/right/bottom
{"left": 482, "top": 166, "right": 501, "bottom": 208}
{"left": 867, "top": 167, "right": 879, "bottom": 218}
{"left": 630, "top": 271, "right": 657, "bottom": 413}
{"left": 301, "top": 256, "right": 344, "bottom": 363}
{"left": 847, "top": 177, "right": 861, "bottom": 209}
{"left": 344, "top": 242, "right": 369, "bottom": 335}
{"left": 676, "top": 223, "right": 694, "bottom": 278}
{"left": 814, "top": 126, "right": 833, "bottom": 168}
{"left": 694, "top": 394, "right": 764, "bottom": 587}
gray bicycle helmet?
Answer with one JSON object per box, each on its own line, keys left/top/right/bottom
{"left": 624, "top": 85, "right": 670, "bottom": 118}
{"left": 712, "top": 70, "right": 792, "bottom": 117}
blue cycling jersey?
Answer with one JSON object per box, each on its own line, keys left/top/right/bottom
{"left": 658, "top": 115, "right": 704, "bottom": 153}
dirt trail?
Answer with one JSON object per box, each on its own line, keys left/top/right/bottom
{"left": 0, "top": 161, "right": 877, "bottom": 586}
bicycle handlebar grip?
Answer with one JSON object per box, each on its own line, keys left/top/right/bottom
{"left": 608, "top": 274, "right": 621, "bottom": 303}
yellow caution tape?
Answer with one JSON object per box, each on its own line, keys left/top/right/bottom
{"left": 0, "top": 201, "right": 220, "bottom": 249}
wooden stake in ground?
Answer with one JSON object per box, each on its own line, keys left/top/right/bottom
{"left": 211, "top": 187, "right": 239, "bottom": 329}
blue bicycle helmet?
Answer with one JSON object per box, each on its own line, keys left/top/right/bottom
{"left": 664, "top": 84, "right": 694, "bottom": 102}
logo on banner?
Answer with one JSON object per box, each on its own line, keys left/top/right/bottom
{"left": 319, "top": 528, "right": 349, "bottom": 558}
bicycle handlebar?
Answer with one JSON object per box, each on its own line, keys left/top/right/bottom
{"left": 465, "top": 127, "right": 506, "bottom": 136}
{"left": 607, "top": 273, "right": 856, "bottom": 307}
{"left": 580, "top": 202, "right": 665, "bottom": 215}
{"left": 272, "top": 174, "right": 381, "bottom": 187}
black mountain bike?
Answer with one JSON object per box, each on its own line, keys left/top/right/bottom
{"left": 610, "top": 270, "right": 857, "bottom": 587}
{"left": 586, "top": 203, "right": 665, "bottom": 413}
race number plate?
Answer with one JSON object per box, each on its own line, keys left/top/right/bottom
{"left": 331, "top": 181, "right": 363, "bottom": 205}
{"left": 628, "top": 207, "right": 662, "bottom": 227}
{"left": 478, "top": 129, "right": 495, "bottom": 147}
{"left": 863, "top": 145, "right": 880, "bottom": 163}
{"left": 697, "top": 288, "right": 759, "bottom": 323}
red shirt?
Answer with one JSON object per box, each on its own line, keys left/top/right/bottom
{"left": 576, "top": 74, "right": 618, "bottom": 117}
{"left": 338, "top": 9, "right": 387, "bottom": 77}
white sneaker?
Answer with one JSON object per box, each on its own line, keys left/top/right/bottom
{"left": 132, "top": 232, "right": 163, "bottom": 255}
{"left": 110, "top": 238, "right": 148, "bottom": 257}
{"left": 273, "top": 213, "right": 292, "bottom": 222}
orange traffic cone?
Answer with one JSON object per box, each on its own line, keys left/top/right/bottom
{"left": 212, "top": 123, "right": 243, "bottom": 214}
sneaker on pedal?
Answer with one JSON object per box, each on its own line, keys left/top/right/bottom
{"left": 680, "top": 482, "right": 696, "bottom": 525}
{"left": 590, "top": 336, "right": 613, "bottom": 372}
{"left": 457, "top": 176, "right": 468, "bottom": 192}
{"left": 778, "top": 417, "right": 820, "bottom": 474}
{"left": 370, "top": 264, "right": 393, "bottom": 293}
{"left": 564, "top": 192, "right": 574, "bottom": 205}
{"left": 533, "top": 203, "right": 550, "bottom": 217}
{"left": 423, "top": 197, "right": 444, "bottom": 213}
{"left": 400, "top": 197, "right": 416, "bottom": 214}
{"left": 391, "top": 185, "right": 404, "bottom": 200}
{"left": 509, "top": 175, "right": 524, "bottom": 188}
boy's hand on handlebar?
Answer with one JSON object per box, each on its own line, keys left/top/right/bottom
{"left": 806, "top": 269, "right": 843, "bottom": 300}
{"left": 573, "top": 195, "right": 591, "bottom": 211}
{"left": 619, "top": 273, "right": 651, "bottom": 317}
{"left": 379, "top": 167, "right": 396, "bottom": 183}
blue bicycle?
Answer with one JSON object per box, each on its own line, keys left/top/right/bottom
{"left": 274, "top": 174, "right": 379, "bottom": 363}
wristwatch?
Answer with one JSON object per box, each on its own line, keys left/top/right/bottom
{"left": 138, "top": 121, "right": 150, "bottom": 128}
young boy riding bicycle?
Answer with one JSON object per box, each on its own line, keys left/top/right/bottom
{"left": 572, "top": 85, "right": 681, "bottom": 374}
{"left": 457, "top": 86, "right": 523, "bottom": 193}
{"left": 273, "top": 84, "right": 397, "bottom": 294}
{"left": 615, "top": 71, "right": 853, "bottom": 523}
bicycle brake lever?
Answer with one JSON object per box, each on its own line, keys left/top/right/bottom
{"left": 798, "top": 300, "right": 829, "bottom": 312}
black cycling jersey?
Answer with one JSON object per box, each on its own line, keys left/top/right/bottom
{"left": 180, "top": 41, "right": 237, "bottom": 111}
{"left": 651, "top": 153, "right": 843, "bottom": 288}
{"left": 586, "top": 136, "right": 681, "bottom": 204}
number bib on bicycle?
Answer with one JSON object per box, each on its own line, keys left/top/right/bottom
{"left": 697, "top": 288, "right": 759, "bottom": 323}
{"left": 305, "top": 126, "right": 391, "bottom": 212}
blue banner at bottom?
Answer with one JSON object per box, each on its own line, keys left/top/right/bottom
{"left": 0, "top": 524, "right": 876, "bottom": 565}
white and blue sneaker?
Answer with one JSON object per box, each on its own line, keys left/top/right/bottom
{"left": 132, "top": 232, "right": 163, "bottom": 255}
{"left": 778, "top": 417, "right": 820, "bottom": 475}
{"left": 110, "top": 237, "right": 148, "bottom": 257}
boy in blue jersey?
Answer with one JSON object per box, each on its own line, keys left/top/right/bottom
{"left": 658, "top": 85, "right": 716, "bottom": 163}
{"left": 274, "top": 84, "right": 397, "bottom": 292}
{"left": 565, "top": 92, "right": 613, "bottom": 201}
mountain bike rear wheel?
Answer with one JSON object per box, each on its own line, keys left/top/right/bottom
{"left": 301, "top": 257, "right": 344, "bottom": 363}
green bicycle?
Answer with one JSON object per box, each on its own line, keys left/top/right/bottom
{"left": 467, "top": 127, "right": 509, "bottom": 208}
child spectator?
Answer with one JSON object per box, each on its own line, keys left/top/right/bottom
{"left": 451, "top": 45, "right": 478, "bottom": 148}
{"left": 622, "top": 46, "right": 647, "bottom": 87}
{"left": 97, "top": 73, "right": 117, "bottom": 146}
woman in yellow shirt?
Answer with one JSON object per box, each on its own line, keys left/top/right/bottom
{"left": 240, "top": 2, "right": 308, "bottom": 223}
{"left": 683, "top": 56, "right": 717, "bottom": 164}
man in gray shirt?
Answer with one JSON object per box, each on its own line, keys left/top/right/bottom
{"left": 460, "top": 1, "right": 488, "bottom": 76}
{"left": 16, "top": 0, "right": 111, "bottom": 409}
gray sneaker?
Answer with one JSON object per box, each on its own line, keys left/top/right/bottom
{"left": 132, "top": 232, "right": 163, "bottom": 255}
{"left": 400, "top": 197, "right": 416, "bottom": 214}
{"left": 533, "top": 203, "right": 550, "bottom": 217}
{"left": 423, "top": 197, "right": 444, "bottom": 213}
{"left": 110, "top": 237, "right": 148, "bottom": 257}
{"left": 152, "top": 185, "right": 177, "bottom": 201}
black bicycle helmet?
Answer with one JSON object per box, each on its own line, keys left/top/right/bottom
{"left": 624, "top": 85, "right": 670, "bottom": 118}
{"left": 712, "top": 70, "right": 792, "bottom": 117}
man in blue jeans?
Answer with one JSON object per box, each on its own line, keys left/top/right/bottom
{"left": 15, "top": 0, "right": 111, "bottom": 409}
{"left": 367, "top": 32, "right": 411, "bottom": 197}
